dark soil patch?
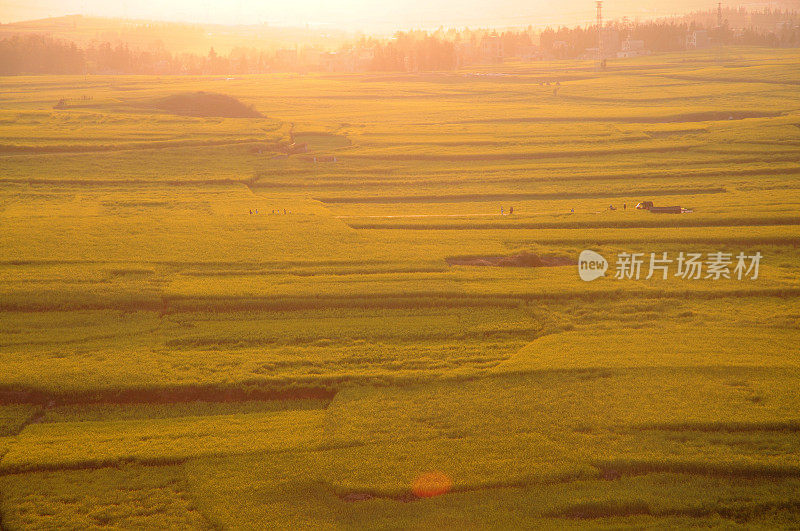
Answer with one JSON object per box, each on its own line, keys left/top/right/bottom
{"left": 150, "top": 92, "right": 262, "bottom": 118}
{"left": 448, "top": 110, "right": 784, "bottom": 125}
{"left": 346, "top": 145, "right": 693, "bottom": 162}
{"left": 340, "top": 492, "right": 376, "bottom": 502}
{"left": 446, "top": 252, "right": 574, "bottom": 267}
{"left": 0, "top": 383, "right": 336, "bottom": 407}
{"left": 0, "top": 138, "right": 264, "bottom": 154}
{"left": 348, "top": 216, "right": 800, "bottom": 231}
{"left": 551, "top": 500, "right": 651, "bottom": 519}
{"left": 317, "top": 187, "right": 725, "bottom": 204}
{"left": 339, "top": 491, "right": 417, "bottom": 503}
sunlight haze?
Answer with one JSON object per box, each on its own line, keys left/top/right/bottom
{"left": 1, "top": 0, "right": 743, "bottom": 30}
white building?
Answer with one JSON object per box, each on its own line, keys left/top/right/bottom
{"left": 617, "top": 38, "right": 649, "bottom": 58}
{"left": 685, "top": 30, "right": 709, "bottom": 49}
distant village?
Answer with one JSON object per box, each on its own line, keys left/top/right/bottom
{"left": 273, "top": 7, "right": 799, "bottom": 73}
{"left": 0, "top": 7, "right": 798, "bottom": 75}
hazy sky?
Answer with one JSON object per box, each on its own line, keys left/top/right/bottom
{"left": 0, "top": 0, "right": 745, "bottom": 31}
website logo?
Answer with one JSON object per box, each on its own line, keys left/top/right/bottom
{"left": 577, "top": 250, "right": 762, "bottom": 281}
{"left": 578, "top": 250, "right": 608, "bottom": 281}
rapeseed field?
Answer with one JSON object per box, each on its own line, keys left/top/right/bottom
{"left": 1, "top": 47, "right": 799, "bottom": 528}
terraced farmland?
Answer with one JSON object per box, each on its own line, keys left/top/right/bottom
{"left": 1, "top": 47, "right": 799, "bottom": 528}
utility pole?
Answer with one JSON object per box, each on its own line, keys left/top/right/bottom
{"left": 717, "top": 2, "right": 722, "bottom": 28}
{"left": 596, "top": 1, "right": 603, "bottom": 70}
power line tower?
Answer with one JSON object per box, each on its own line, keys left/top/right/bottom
{"left": 715, "top": 2, "right": 725, "bottom": 64}
{"left": 596, "top": 1, "right": 603, "bottom": 70}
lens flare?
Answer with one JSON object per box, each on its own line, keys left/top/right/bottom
{"left": 411, "top": 471, "right": 452, "bottom": 498}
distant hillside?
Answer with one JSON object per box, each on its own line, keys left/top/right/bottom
{"left": 151, "top": 92, "right": 262, "bottom": 118}
{"left": 0, "top": 15, "right": 352, "bottom": 55}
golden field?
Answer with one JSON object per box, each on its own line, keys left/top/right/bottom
{"left": 1, "top": 47, "right": 799, "bottom": 528}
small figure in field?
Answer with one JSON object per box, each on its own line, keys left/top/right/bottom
{"left": 501, "top": 207, "right": 504, "bottom": 216}
{"left": 509, "top": 206, "right": 514, "bottom": 215}
{"left": 249, "top": 209, "right": 252, "bottom": 215}
{"left": 570, "top": 208, "right": 574, "bottom": 213}
{"left": 283, "top": 208, "right": 287, "bottom": 215}
{"left": 609, "top": 204, "right": 617, "bottom": 211}
{"left": 255, "top": 209, "right": 258, "bottom": 214}
{"left": 623, "top": 203, "right": 626, "bottom": 210}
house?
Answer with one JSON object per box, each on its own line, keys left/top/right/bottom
{"left": 479, "top": 33, "right": 503, "bottom": 63}
{"left": 617, "top": 38, "right": 649, "bottom": 58}
{"left": 685, "top": 30, "right": 709, "bottom": 49}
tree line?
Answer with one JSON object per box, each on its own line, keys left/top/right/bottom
{"left": 0, "top": 7, "right": 797, "bottom": 75}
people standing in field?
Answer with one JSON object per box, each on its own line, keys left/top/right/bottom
{"left": 509, "top": 206, "right": 514, "bottom": 215}
{"left": 501, "top": 207, "right": 504, "bottom": 216}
